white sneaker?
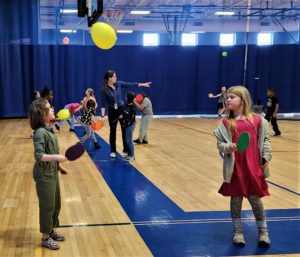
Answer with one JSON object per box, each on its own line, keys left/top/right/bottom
{"left": 110, "top": 152, "right": 116, "bottom": 158}
{"left": 125, "top": 156, "right": 135, "bottom": 162}
{"left": 232, "top": 229, "right": 245, "bottom": 246}
{"left": 121, "top": 152, "right": 128, "bottom": 158}
{"left": 258, "top": 228, "right": 270, "bottom": 247}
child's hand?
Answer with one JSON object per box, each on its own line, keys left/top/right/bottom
{"left": 230, "top": 143, "right": 238, "bottom": 152}
{"left": 57, "top": 155, "right": 66, "bottom": 162}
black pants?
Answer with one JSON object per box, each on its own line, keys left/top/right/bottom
{"left": 108, "top": 108, "right": 128, "bottom": 153}
{"left": 265, "top": 113, "right": 281, "bottom": 135}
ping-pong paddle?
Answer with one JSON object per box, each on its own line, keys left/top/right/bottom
{"left": 237, "top": 132, "right": 250, "bottom": 153}
{"left": 135, "top": 94, "right": 144, "bottom": 103}
{"left": 65, "top": 142, "right": 85, "bottom": 161}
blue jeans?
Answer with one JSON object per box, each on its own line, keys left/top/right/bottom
{"left": 125, "top": 123, "right": 135, "bottom": 157}
{"left": 80, "top": 123, "right": 97, "bottom": 144}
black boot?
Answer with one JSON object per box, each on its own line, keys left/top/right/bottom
{"left": 94, "top": 142, "right": 101, "bottom": 149}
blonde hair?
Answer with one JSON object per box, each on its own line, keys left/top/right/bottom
{"left": 225, "top": 86, "right": 253, "bottom": 135}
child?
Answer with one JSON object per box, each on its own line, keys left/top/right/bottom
{"left": 41, "top": 87, "right": 54, "bottom": 105}
{"left": 209, "top": 86, "right": 227, "bottom": 117}
{"left": 81, "top": 88, "right": 98, "bottom": 110}
{"left": 265, "top": 88, "right": 281, "bottom": 136}
{"left": 28, "top": 98, "right": 67, "bottom": 250}
{"left": 133, "top": 93, "right": 153, "bottom": 144}
{"left": 252, "top": 99, "right": 265, "bottom": 116}
{"left": 213, "top": 86, "right": 272, "bottom": 247}
{"left": 30, "top": 90, "right": 40, "bottom": 137}
{"left": 41, "top": 87, "right": 60, "bottom": 130}
{"left": 80, "top": 99, "right": 100, "bottom": 149}
{"left": 119, "top": 92, "right": 136, "bottom": 161}
{"left": 55, "top": 103, "right": 81, "bottom": 132}
{"left": 32, "top": 90, "right": 40, "bottom": 101}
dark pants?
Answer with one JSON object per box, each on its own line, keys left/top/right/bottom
{"left": 265, "top": 113, "right": 281, "bottom": 135}
{"left": 108, "top": 108, "right": 128, "bottom": 153}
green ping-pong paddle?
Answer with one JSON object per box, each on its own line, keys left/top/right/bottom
{"left": 237, "top": 132, "right": 250, "bottom": 153}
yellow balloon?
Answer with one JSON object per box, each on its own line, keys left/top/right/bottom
{"left": 57, "top": 109, "right": 70, "bottom": 120}
{"left": 91, "top": 22, "right": 117, "bottom": 50}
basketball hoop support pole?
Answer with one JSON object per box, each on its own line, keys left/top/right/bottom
{"left": 77, "top": 0, "right": 103, "bottom": 26}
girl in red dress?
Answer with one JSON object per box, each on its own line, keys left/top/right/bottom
{"left": 214, "top": 86, "right": 272, "bottom": 247}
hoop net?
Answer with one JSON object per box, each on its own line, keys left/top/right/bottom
{"left": 102, "top": 9, "right": 125, "bottom": 29}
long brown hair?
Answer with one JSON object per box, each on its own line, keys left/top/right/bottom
{"left": 226, "top": 86, "right": 253, "bottom": 135}
{"left": 103, "top": 70, "right": 116, "bottom": 92}
{"left": 28, "top": 98, "right": 49, "bottom": 130}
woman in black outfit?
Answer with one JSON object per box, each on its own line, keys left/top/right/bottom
{"left": 100, "top": 70, "right": 151, "bottom": 158}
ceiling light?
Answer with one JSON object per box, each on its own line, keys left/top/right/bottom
{"left": 59, "top": 29, "right": 77, "bottom": 33}
{"left": 191, "top": 31, "right": 206, "bottom": 34}
{"left": 60, "top": 9, "right": 77, "bottom": 14}
{"left": 214, "top": 11, "right": 235, "bottom": 16}
{"left": 130, "top": 10, "right": 151, "bottom": 15}
{"left": 117, "top": 30, "right": 133, "bottom": 33}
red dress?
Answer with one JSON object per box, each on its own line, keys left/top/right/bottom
{"left": 218, "top": 115, "right": 270, "bottom": 197}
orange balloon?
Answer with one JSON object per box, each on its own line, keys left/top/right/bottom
{"left": 91, "top": 120, "right": 103, "bottom": 131}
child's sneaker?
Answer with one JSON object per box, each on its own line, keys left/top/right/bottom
{"left": 42, "top": 237, "right": 60, "bottom": 250}
{"left": 50, "top": 231, "right": 65, "bottom": 241}
{"left": 258, "top": 228, "right": 270, "bottom": 247}
{"left": 125, "top": 156, "right": 135, "bottom": 162}
{"left": 133, "top": 139, "right": 142, "bottom": 144}
{"left": 232, "top": 229, "right": 245, "bottom": 246}
{"left": 121, "top": 152, "right": 128, "bottom": 158}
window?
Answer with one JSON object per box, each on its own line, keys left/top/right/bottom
{"left": 257, "top": 33, "right": 273, "bottom": 46}
{"left": 143, "top": 33, "right": 159, "bottom": 46}
{"left": 181, "top": 33, "right": 197, "bottom": 46}
{"left": 220, "top": 33, "right": 235, "bottom": 46}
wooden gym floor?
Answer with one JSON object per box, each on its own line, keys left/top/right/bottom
{"left": 0, "top": 117, "right": 299, "bottom": 257}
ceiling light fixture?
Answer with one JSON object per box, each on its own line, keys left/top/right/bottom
{"left": 214, "top": 11, "right": 235, "bottom": 16}
{"left": 117, "top": 30, "right": 133, "bottom": 33}
{"left": 130, "top": 10, "right": 151, "bottom": 15}
{"left": 60, "top": 9, "right": 78, "bottom": 14}
{"left": 59, "top": 29, "right": 77, "bottom": 33}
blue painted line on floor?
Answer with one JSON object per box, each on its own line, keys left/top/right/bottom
{"left": 75, "top": 127, "right": 300, "bottom": 256}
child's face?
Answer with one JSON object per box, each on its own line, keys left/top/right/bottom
{"left": 267, "top": 90, "right": 273, "bottom": 97}
{"left": 85, "top": 90, "right": 91, "bottom": 97}
{"left": 44, "top": 103, "right": 55, "bottom": 123}
{"left": 47, "top": 91, "right": 54, "bottom": 102}
{"left": 226, "top": 93, "right": 241, "bottom": 111}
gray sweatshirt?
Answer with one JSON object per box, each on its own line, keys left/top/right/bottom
{"left": 213, "top": 116, "right": 272, "bottom": 183}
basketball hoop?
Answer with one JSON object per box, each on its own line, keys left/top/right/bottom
{"left": 102, "top": 9, "right": 125, "bottom": 29}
